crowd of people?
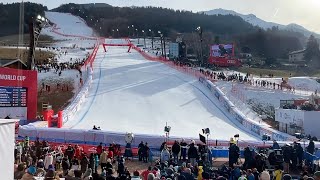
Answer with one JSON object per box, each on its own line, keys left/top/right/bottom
{"left": 198, "top": 69, "right": 297, "bottom": 93}
{"left": 12, "top": 135, "right": 320, "bottom": 180}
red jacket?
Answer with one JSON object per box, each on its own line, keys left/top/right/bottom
{"left": 96, "top": 145, "right": 103, "bottom": 154}
{"left": 107, "top": 150, "right": 114, "bottom": 159}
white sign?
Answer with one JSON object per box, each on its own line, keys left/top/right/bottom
{"left": 275, "top": 109, "right": 304, "bottom": 126}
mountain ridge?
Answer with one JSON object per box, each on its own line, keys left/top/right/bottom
{"left": 202, "top": 8, "right": 320, "bottom": 38}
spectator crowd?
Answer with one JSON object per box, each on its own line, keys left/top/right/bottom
{"left": 13, "top": 135, "right": 320, "bottom": 180}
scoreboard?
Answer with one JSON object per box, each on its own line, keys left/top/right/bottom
{"left": 0, "top": 86, "right": 27, "bottom": 107}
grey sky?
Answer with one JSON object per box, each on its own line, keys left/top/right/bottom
{"left": 5, "top": 0, "right": 320, "bottom": 33}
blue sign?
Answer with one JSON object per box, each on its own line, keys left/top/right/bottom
{"left": 0, "top": 86, "right": 27, "bottom": 107}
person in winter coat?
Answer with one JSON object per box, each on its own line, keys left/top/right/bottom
{"left": 21, "top": 166, "right": 36, "bottom": 180}
{"left": 80, "top": 154, "right": 89, "bottom": 174}
{"left": 89, "top": 153, "right": 95, "bottom": 174}
{"left": 96, "top": 143, "right": 103, "bottom": 157}
{"left": 273, "top": 165, "right": 283, "bottom": 180}
{"left": 307, "top": 140, "right": 315, "bottom": 155}
{"left": 117, "top": 158, "right": 125, "bottom": 176}
{"left": 160, "top": 145, "right": 170, "bottom": 163}
{"left": 62, "top": 157, "right": 70, "bottom": 176}
{"left": 100, "top": 149, "right": 108, "bottom": 171}
{"left": 138, "top": 141, "right": 145, "bottom": 161}
{"left": 188, "top": 141, "right": 198, "bottom": 166}
{"left": 243, "top": 147, "right": 253, "bottom": 169}
{"left": 229, "top": 143, "right": 240, "bottom": 168}
{"left": 94, "top": 154, "right": 99, "bottom": 173}
{"left": 172, "top": 141, "right": 181, "bottom": 163}
{"left": 65, "top": 145, "right": 75, "bottom": 161}
{"left": 180, "top": 139, "right": 188, "bottom": 161}
{"left": 44, "top": 153, "right": 54, "bottom": 170}
{"left": 74, "top": 145, "right": 82, "bottom": 160}
{"left": 143, "top": 143, "right": 150, "bottom": 163}
{"left": 272, "top": 140, "right": 280, "bottom": 149}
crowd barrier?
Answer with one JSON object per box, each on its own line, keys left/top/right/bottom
{"left": 61, "top": 45, "right": 99, "bottom": 124}
{"left": 132, "top": 46, "right": 205, "bottom": 79}
{"left": 199, "top": 77, "right": 295, "bottom": 141}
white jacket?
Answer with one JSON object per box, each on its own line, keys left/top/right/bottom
{"left": 44, "top": 154, "right": 53, "bottom": 169}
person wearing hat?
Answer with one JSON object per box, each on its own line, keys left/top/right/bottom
{"left": 314, "top": 171, "right": 320, "bottom": 180}
{"left": 21, "top": 165, "right": 36, "bottom": 180}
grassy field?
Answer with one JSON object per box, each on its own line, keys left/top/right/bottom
{"left": 37, "top": 80, "right": 75, "bottom": 115}
{"left": 0, "top": 47, "right": 55, "bottom": 64}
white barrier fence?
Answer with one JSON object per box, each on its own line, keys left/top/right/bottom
{"left": 62, "top": 68, "right": 93, "bottom": 124}
{"left": 199, "top": 77, "right": 295, "bottom": 141}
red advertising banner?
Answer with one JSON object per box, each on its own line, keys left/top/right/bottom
{"left": 0, "top": 67, "right": 37, "bottom": 120}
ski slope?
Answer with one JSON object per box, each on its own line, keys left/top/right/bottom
{"left": 63, "top": 45, "right": 259, "bottom": 140}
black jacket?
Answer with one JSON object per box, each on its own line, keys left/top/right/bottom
{"left": 188, "top": 144, "right": 198, "bottom": 159}
{"left": 172, "top": 143, "right": 181, "bottom": 154}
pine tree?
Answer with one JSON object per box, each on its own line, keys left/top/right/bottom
{"left": 304, "top": 35, "right": 320, "bottom": 61}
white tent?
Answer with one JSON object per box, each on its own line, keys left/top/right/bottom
{"left": 0, "top": 119, "right": 17, "bottom": 180}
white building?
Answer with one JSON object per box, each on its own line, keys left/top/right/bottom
{"left": 288, "top": 49, "right": 306, "bottom": 62}
{"left": 0, "top": 119, "right": 17, "bottom": 180}
{"left": 275, "top": 108, "right": 320, "bottom": 138}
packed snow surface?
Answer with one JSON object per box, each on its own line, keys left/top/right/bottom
{"left": 63, "top": 46, "right": 259, "bottom": 140}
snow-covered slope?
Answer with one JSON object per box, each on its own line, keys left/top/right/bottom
{"left": 42, "top": 11, "right": 95, "bottom": 40}
{"left": 203, "top": 8, "right": 319, "bottom": 38}
{"left": 63, "top": 45, "right": 259, "bottom": 140}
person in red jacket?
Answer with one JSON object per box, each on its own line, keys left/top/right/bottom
{"left": 96, "top": 143, "right": 103, "bottom": 158}
{"left": 141, "top": 166, "right": 152, "bottom": 180}
{"left": 74, "top": 145, "right": 82, "bottom": 159}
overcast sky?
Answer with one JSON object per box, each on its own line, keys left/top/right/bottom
{"left": 5, "top": 0, "right": 320, "bottom": 33}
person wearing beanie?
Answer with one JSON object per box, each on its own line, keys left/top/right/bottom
{"left": 259, "top": 171, "right": 270, "bottom": 180}
{"left": 21, "top": 166, "right": 36, "bottom": 180}
{"left": 131, "top": 170, "right": 142, "bottom": 180}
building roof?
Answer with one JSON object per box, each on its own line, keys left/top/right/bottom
{"left": 289, "top": 49, "right": 306, "bottom": 55}
{"left": 0, "top": 59, "right": 27, "bottom": 68}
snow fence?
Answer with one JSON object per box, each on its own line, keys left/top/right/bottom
{"left": 62, "top": 45, "right": 99, "bottom": 124}
{"left": 199, "top": 77, "right": 295, "bottom": 141}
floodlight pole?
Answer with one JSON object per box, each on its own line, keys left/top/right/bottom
{"left": 27, "top": 20, "right": 36, "bottom": 70}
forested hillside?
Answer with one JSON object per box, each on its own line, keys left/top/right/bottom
{"left": 0, "top": 2, "right": 47, "bottom": 36}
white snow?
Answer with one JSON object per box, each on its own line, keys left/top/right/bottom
{"left": 63, "top": 46, "right": 259, "bottom": 140}
{"left": 44, "top": 11, "right": 94, "bottom": 39}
